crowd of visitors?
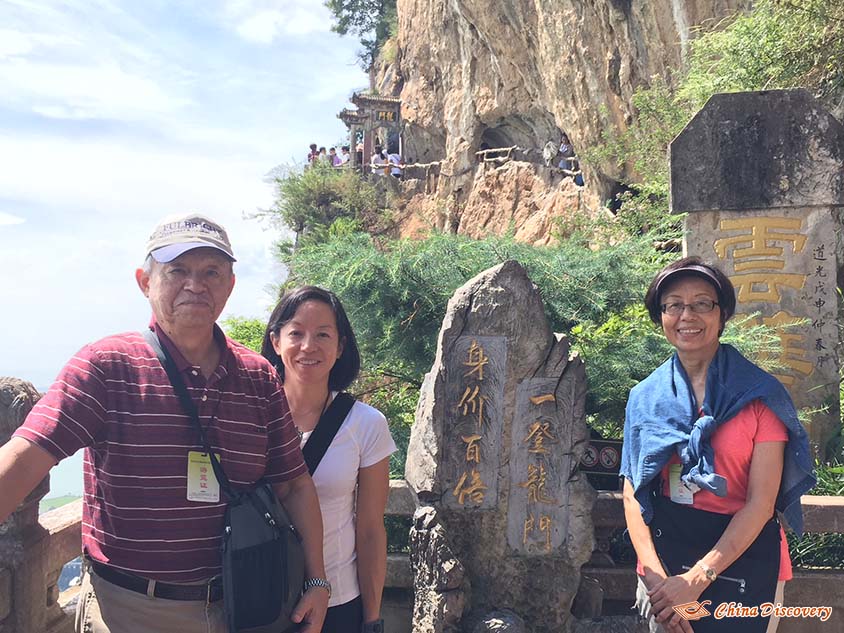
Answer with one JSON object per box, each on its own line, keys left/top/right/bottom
{"left": 306, "top": 140, "right": 403, "bottom": 178}
{"left": 307, "top": 142, "right": 352, "bottom": 167}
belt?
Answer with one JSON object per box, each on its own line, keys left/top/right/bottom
{"left": 88, "top": 559, "right": 224, "bottom": 602}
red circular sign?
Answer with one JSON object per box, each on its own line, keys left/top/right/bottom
{"left": 599, "top": 446, "right": 620, "bottom": 469}
{"left": 581, "top": 445, "right": 598, "bottom": 468}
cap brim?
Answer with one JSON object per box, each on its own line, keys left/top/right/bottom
{"left": 150, "top": 242, "right": 236, "bottom": 263}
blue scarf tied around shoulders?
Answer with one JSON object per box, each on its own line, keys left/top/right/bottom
{"left": 620, "top": 343, "right": 816, "bottom": 535}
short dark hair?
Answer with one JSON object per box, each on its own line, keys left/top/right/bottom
{"left": 261, "top": 286, "right": 361, "bottom": 391}
{"left": 644, "top": 256, "right": 736, "bottom": 333}
{"left": 341, "top": 146, "right": 350, "bottom": 152}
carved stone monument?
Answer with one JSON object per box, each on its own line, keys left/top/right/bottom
{"left": 405, "top": 261, "right": 595, "bottom": 632}
{"left": 671, "top": 89, "right": 844, "bottom": 455}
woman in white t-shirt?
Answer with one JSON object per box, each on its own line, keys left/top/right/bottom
{"left": 261, "top": 286, "right": 396, "bottom": 633}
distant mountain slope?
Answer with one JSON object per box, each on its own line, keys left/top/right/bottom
{"left": 40, "top": 495, "right": 81, "bottom": 514}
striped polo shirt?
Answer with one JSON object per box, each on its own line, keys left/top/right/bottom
{"left": 14, "top": 322, "right": 307, "bottom": 583}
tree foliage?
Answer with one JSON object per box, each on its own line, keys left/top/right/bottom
{"left": 266, "top": 162, "right": 380, "bottom": 251}
{"left": 325, "top": 0, "right": 397, "bottom": 68}
{"left": 280, "top": 227, "right": 786, "bottom": 436}
{"left": 283, "top": 228, "right": 670, "bottom": 429}
{"left": 681, "top": 0, "right": 844, "bottom": 109}
{"left": 591, "top": 0, "right": 844, "bottom": 244}
{"left": 221, "top": 316, "right": 265, "bottom": 353}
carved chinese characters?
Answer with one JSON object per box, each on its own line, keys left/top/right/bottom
{"left": 507, "top": 379, "right": 571, "bottom": 554}
{"left": 443, "top": 335, "right": 506, "bottom": 509}
{"left": 685, "top": 207, "right": 841, "bottom": 451}
{"left": 697, "top": 211, "right": 836, "bottom": 388}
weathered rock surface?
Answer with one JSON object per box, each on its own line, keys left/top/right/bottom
{"left": 471, "top": 610, "right": 526, "bottom": 633}
{"left": 405, "top": 261, "right": 595, "bottom": 632}
{"left": 0, "top": 377, "right": 41, "bottom": 442}
{"left": 671, "top": 89, "right": 844, "bottom": 213}
{"left": 393, "top": 0, "right": 751, "bottom": 212}
{"left": 572, "top": 616, "right": 648, "bottom": 633}
{"left": 410, "top": 506, "right": 467, "bottom": 633}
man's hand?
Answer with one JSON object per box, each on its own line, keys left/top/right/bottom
{"left": 290, "top": 586, "right": 329, "bottom": 633}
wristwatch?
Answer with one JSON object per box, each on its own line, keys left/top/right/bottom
{"left": 303, "top": 577, "right": 332, "bottom": 598}
{"left": 696, "top": 560, "right": 717, "bottom": 582}
{"left": 362, "top": 619, "right": 384, "bottom": 633}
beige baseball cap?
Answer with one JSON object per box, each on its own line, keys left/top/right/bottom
{"left": 145, "top": 213, "right": 236, "bottom": 263}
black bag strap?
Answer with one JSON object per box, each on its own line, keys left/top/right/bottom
{"left": 302, "top": 392, "right": 355, "bottom": 476}
{"left": 143, "top": 328, "right": 235, "bottom": 497}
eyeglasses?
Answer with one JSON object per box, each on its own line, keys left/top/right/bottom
{"left": 660, "top": 299, "right": 719, "bottom": 316}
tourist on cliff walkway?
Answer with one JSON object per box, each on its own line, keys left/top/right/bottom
{"left": 262, "top": 286, "right": 396, "bottom": 633}
{"left": 0, "top": 213, "right": 329, "bottom": 633}
{"left": 621, "top": 257, "right": 815, "bottom": 633}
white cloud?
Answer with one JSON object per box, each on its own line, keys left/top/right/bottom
{"left": 0, "top": 0, "right": 363, "bottom": 391}
{"left": 0, "top": 59, "right": 190, "bottom": 120}
{"left": 0, "top": 211, "right": 25, "bottom": 225}
{"left": 0, "top": 28, "right": 35, "bottom": 58}
{"left": 226, "top": 1, "right": 333, "bottom": 42}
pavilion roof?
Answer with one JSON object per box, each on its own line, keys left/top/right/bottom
{"left": 350, "top": 92, "right": 401, "bottom": 107}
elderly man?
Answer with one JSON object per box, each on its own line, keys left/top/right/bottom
{"left": 0, "top": 214, "right": 329, "bottom": 633}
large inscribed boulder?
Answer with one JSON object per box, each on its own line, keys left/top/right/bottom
{"left": 405, "top": 261, "right": 595, "bottom": 632}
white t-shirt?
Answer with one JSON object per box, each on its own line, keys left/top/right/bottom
{"left": 387, "top": 153, "right": 402, "bottom": 176}
{"left": 371, "top": 153, "right": 388, "bottom": 175}
{"left": 300, "top": 399, "right": 397, "bottom": 607}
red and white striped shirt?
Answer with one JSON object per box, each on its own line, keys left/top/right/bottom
{"left": 14, "top": 322, "right": 306, "bottom": 582}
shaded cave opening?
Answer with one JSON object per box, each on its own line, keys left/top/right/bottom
{"left": 478, "top": 112, "right": 561, "bottom": 153}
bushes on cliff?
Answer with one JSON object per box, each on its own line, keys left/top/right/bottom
{"left": 680, "top": 0, "right": 844, "bottom": 110}
{"left": 265, "top": 162, "right": 379, "bottom": 251}
{"left": 595, "top": 0, "right": 844, "bottom": 238}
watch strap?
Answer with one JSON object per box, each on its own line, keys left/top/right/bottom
{"left": 696, "top": 560, "right": 717, "bottom": 581}
{"left": 303, "top": 576, "right": 331, "bottom": 597}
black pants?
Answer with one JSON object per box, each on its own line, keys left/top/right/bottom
{"left": 321, "top": 595, "right": 363, "bottom": 633}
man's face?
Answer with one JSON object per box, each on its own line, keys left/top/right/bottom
{"left": 136, "top": 247, "right": 235, "bottom": 333}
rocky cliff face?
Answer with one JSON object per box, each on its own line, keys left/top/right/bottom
{"left": 380, "top": 0, "right": 750, "bottom": 240}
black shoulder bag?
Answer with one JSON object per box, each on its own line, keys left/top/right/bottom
{"left": 144, "top": 330, "right": 305, "bottom": 633}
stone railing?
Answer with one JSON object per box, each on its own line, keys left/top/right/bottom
{"left": 4, "top": 479, "right": 844, "bottom": 633}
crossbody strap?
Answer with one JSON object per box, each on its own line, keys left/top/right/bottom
{"left": 302, "top": 392, "right": 355, "bottom": 476}
{"left": 143, "top": 328, "right": 234, "bottom": 496}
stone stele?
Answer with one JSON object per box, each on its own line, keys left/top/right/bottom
{"left": 671, "top": 89, "right": 844, "bottom": 455}
{"left": 405, "top": 260, "right": 595, "bottom": 632}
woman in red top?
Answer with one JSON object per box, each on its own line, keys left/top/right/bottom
{"left": 623, "top": 257, "right": 796, "bottom": 633}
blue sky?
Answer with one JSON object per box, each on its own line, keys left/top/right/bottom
{"left": 0, "top": 0, "right": 368, "bottom": 396}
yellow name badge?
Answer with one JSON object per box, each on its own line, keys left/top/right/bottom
{"left": 668, "top": 463, "right": 699, "bottom": 505}
{"left": 187, "top": 451, "right": 221, "bottom": 503}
